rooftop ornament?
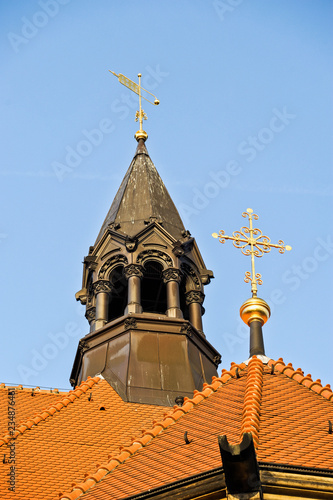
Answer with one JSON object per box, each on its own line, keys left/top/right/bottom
{"left": 213, "top": 208, "right": 292, "bottom": 357}
{"left": 109, "top": 70, "right": 159, "bottom": 142}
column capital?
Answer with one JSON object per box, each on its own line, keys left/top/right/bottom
{"left": 162, "top": 268, "right": 182, "bottom": 284}
{"left": 92, "top": 280, "right": 112, "bottom": 295}
{"left": 185, "top": 290, "right": 205, "bottom": 305}
{"left": 85, "top": 306, "right": 96, "bottom": 323}
{"left": 124, "top": 264, "right": 144, "bottom": 280}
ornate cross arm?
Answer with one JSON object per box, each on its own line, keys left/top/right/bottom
{"left": 212, "top": 208, "right": 291, "bottom": 297}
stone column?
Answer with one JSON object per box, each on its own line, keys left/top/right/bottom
{"left": 85, "top": 306, "right": 96, "bottom": 333}
{"left": 186, "top": 290, "right": 205, "bottom": 333}
{"left": 124, "top": 264, "right": 144, "bottom": 314}
{"left": 163, "top": 268, "right": 183, "bottom": 319}
{"left": 92, "top": 280, "right": 112, "bottom": 330}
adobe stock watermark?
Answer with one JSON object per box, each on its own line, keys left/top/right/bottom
{"left": 281, "top": 235, "right": 333, "bottom": 291}
{"left": 8, "top": 0, "right": 71, "bottom": 53}
{"left": 213, "top": 0, "right": 244, "bottom": 22}
{"left": 179, "top": 106, "right": 296, "bottom": 225}
{"left": 51, "top": 65, "right": 169, "bottom": 182}
{"left": 16, "top": 321, "right": 82, "bottom": 385}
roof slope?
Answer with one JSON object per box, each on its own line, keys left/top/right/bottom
{"left": 60, "top": 358, "right": 333, "bottom": 500}
{"left": 95, "top": 139, "right": 185, "bottom": 243}
{"left": 0, "top": 384, "right": 65, "bottom": 436}
{"left": 0, "top": 377, "right": 169, "bottom": 500}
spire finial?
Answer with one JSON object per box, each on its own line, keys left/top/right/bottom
{"left": 212, "top": 208, "right": 291, "bottom": 298}
{"left": 109, "top": 70, "right": 160, "bottom": 142}
{"left": 213, "top": 209, "right": 292, "bottom": 356}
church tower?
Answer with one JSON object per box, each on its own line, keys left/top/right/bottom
{"left": 70, "top": 73, "right": 221, "bottom": 405}
{"left": 71, "top": 138, "right": 221, "bottom": 405}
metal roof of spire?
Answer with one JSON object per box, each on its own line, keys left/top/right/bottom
{"left": 95, "top": 139, "right": 186, "bottom": 243}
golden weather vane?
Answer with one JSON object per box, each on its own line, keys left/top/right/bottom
{"left": 212, "top": 208, "right": 292, "bottom": 297}
{"left": 109, "top": 70, "right": 160, "bottom": 141}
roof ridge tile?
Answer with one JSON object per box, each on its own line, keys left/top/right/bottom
{"left": 268, "top": 358, "right": 333, "bottom": 402}
{"left": 0, "top": 376, "right": 101, "bottom": 446}
{"left": 240, "top": 355, "right": 264, "bottom": 448}
{"left": 59, "top": 362, "right": 245, "bottom": 500}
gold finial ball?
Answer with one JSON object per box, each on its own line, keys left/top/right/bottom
{"left": 138, "top": 73, "right": 142, "bottom": 77}
{"left": 240, "top": 297, "right": 271, "bottom": 326}
{"left": 134, "top": 130, "right": 148, "bottom": 142}
{"left": 154, "top": 99, "right": 160, "bottom": 105}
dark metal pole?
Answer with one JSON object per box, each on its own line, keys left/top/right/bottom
{"left": 249, "top": 320, "right": 265, "bottom": 356}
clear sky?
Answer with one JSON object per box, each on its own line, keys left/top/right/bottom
{"left": 1, "top": 0, "right": 332, "bottom": 390}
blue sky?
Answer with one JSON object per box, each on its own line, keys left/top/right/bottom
{"left": 1, "top": 0, "right": 332, "bottom": 390}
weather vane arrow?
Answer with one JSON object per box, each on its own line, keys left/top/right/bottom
{"left": 109, "top": 70, "right": 159, "bottom": 142}
{"left": 212, "top": 208, "right": 292, "bottom": 297}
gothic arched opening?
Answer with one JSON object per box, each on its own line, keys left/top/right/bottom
{"left": 108, "top": 266, "right": 128, "bottom": 322}
{"left": 141, "top": 261, "right": 167, "bottom": 314}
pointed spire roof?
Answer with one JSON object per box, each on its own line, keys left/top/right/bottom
{"left": 95, "top": 139, "right": 186, "bottom": 244}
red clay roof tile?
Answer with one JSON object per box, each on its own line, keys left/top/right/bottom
{"left": 60, "top": 358, "right": 333, "bottom": 500}
{"left": 1, "top": 357, "right": 332, "bottom": 500}
{"left": 0, "top": 377, "right": 170, "bottom": 500}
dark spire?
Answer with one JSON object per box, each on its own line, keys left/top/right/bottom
{"left": 95, "top": 139, "right": 185, "bottom": 244}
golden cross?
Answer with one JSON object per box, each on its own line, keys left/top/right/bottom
{"left": 212, "top": 208, "right": 291, "bottom": 297}
{"left": 109, "top": 71, "right": 159, "bottom": 141}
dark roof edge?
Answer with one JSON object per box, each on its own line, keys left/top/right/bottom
{"left": 259, "top": 462, "right": 333, "bottom": 477}
{"left": 123, "top": 467, "right": 224, "bottom": 500}
{"left": 123, "top": 463, "right": 333, "bottom": 500}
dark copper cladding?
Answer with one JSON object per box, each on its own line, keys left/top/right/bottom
{"left": 70, "top": 314, "right": 221, "bottom": 405}
{"left": 95, "top": 139, "right": 185, "bottom": 244}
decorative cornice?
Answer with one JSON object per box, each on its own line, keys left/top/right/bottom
{"left": 125, "top": 236, "right": 138, "bottom": 252}
{"left": 107, "top": 222, "right": 121, "bottom": 231}
{"left": 185, "top": 290, "right": 205, "bottom": 305}
{"left": 124, "top": 317, "right": 138, "bottom": 330}
{"left": 180, "top": 323, "right": 193, "bottom": 336}
{"left": 78, "top": 339, "right": 89, "bottom": 354}
{"left": 123, "top": 264, "right": 144, "bottom": 279}
{"left": 162, "top": 268, "right": 182, "bottom": 284}
{"left": 144, "top": 216, "right": 163, "bottom": 226}
{"left": 92, "top": 280, "right": 112, "bottom": 295}
{"left": 213, "top": 354, "right": 222, "bottom": 366}
{"left": 85, "top": 307, "right": 96, "bottom": 323}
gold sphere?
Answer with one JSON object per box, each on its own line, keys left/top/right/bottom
{"left": 154, "top": 99, "right": 160, "bottom": 105}
{"left": 134, "top": 130, "right": 148, "bottom": 142}
{"left": 240, "top": 297, "right": 270, "bottom": 326}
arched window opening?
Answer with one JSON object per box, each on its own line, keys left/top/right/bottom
{"left": 141, "top": 261, "right": 167, "bottom": 314}
{"left": 108, "top": 266, "right": 128, "bottom": 322}
{"left": 179, "top": 276, "right": 190, "bottom": 320}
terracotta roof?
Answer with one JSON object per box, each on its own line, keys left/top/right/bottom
{"left": 1, "top": 358, "right": 332, "bottom": 500}
{"left": 0, "top": 376, "right": 169, "bottom": 500}
{"left": 0, "top": 384, "right": 65, "bottom": 437}
{"left": 57, "top": 357, "right": 333, "bottom": 500}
